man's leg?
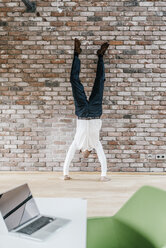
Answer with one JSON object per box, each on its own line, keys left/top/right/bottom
{"left": 95, "top": 141, "right": 111, "bottom": 182}
{"left": 70, "top": 54, "right": 88, "bottom": 107}
{"left": 88, "top": 43, "right": 109, "bottom": 117}
{"left": 70, "top": 39, "right": 88, "bottom": 115}
{"left": 88, "top": 54, "right": 105, "bottom": 106}
{"left": 63, "top": 140, "right": 77, "bottom": 179}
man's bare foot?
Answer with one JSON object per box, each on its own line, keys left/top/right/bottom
{"left": 63, "top": 175, "right": 72, "bottom": 180}
{"left": 100, "top": 176, "right": 111, "bottom": 182}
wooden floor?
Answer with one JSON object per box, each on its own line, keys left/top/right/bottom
{"left": 0, "top": 172, "right": 166, "bottom": 217}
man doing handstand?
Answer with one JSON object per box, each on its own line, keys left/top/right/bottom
{"left": 63, "top": 38, "right": 110, "bottom": 182}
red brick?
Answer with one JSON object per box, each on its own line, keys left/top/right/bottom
{"left": 15, "top": 101, "right": 31, "bottom": 105}
{"left": 50, "top": 59, "right": 65, "bottom": 64}
{"left": 110, "top": 41, "right": 124, "bottom": 45}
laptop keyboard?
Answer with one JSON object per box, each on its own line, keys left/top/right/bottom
{"left": 17, "top": 216, "right": 54, "bottom": 235}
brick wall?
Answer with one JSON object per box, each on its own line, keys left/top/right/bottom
{"left": 0, "top": 0, "right": 166, "bottom": 173}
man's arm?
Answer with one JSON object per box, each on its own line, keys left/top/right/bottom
{"left": 95, "top": 141, "right": 107, "bottom": 177}
{"left": 63, "top": 140, "right": 77, "bottom": 176}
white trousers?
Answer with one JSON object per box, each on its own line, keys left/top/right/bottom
{"left": 63, "top": 140, "right": 107, "bottom": 177}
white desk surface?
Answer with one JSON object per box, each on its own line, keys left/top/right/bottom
{"left": 0, "top": 198, "right": 87, "bottom": 248}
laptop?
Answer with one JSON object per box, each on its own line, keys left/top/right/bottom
{"left": 0, "top": 183, "right": 71, "bottom": 241}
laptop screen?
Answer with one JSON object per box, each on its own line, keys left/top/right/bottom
{"left": 0, "top": 184, "right": 40, "bottom": 231}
